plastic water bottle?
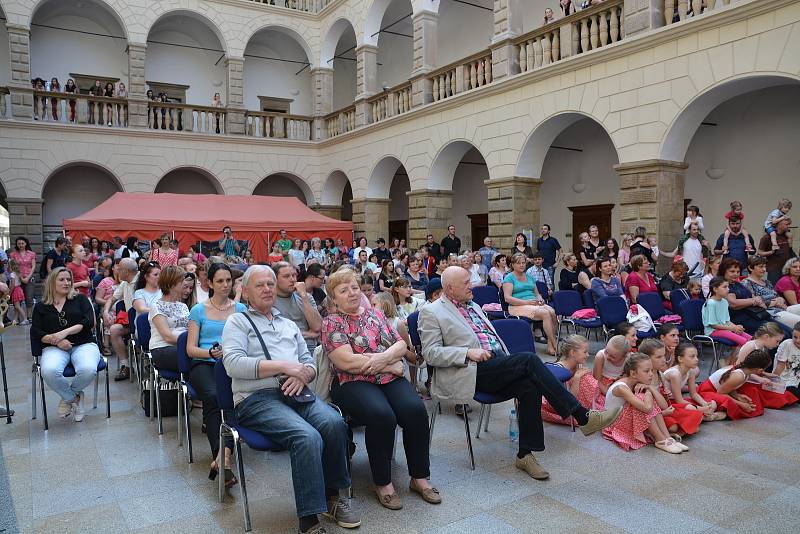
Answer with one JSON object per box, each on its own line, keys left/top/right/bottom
{"left": 509, "top": 409, "right": 519, "bottom": 442}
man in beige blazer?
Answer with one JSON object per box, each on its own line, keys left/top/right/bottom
{"left": 418, "top": 266, "right": 620, "bottom": 480}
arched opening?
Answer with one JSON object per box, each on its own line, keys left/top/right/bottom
{"left": 522, "top": 115, "right": 619, "bottom": 253}
{"left": 681, "top": 83, "right": 800, "bottom": 241}
{"left": 30, "top": 0, "right": 128, "bottom": 103}
{"left": 253, "top": 173, "right": 314, "bottom": 205}
{"left": 155, "top": 167, "right": 222, "bottom": 195}
{"left": 146, "top": 11, "right": 227, "bottom": 106}
{"left": 437, "top": 0, "right": 493, "bottom": 66}
{"left": 322, "top": 19, "right": 357, "bottom": 110}
{"left": 371, "top": 0, "right": 413, "bottom": 89}
{"left": 430, "top": 142, "right": 489, "bottom": 251}
{"left": 321, "top": 170, "right": 353, "bottom": 221}
{"left": 368, "top": 156, "right": 410, "bottom": 242}
{"left": 243, "top": 27, "right": 313, "bottom": 115}
{"left": 42, "top": 163, "right": 122, "bottom": 244}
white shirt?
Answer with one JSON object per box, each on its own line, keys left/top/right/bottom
{"left": 681, "top": 237, "right": 704, "bottom": 277}
{"left": 195, "top": 282, "right": 209, "bottom": 303}
{"left": 775, "top": 339, "right": 800, "bottom": 388}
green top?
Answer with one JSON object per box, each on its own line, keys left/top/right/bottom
{"left": 701, "top": 297, "right": 730, "bottom": 336}
{"left": 277, "top": 238, "right": 293, "bottom": 252}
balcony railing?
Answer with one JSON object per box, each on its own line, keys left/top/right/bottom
{"left": 245, "top": 111, "right": 312, "bottom": 140}
{"left": 0, "top": 86, "right": 8, "bottom": 119}
{"left": 148, "top": 102, "right": 226, "bottom": 134}
{"left": 515, "top": 0, "right": 624, "bottom": 74}
{"left": 246, "top": 0, "right": 331, "bottom": 13}
{"left": 325, "top": 105, "right": 356, "bottom": 137}
{"left": 428, "top": 49, "right": 493, "bottom": 103}
{"left": 664, "top": 0, "right": 731, "bottom": 25}
{"left": 33, "top": 90, "right": 129, "bottom": 126}
{"left": 368, "top": 82, "right": 412, "bottom": 124}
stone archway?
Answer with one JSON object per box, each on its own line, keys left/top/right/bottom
{"left": 155, "top": 167, "right": 223, "bottom": 194}
{"left": 252, "top": 172, "right": 314, "bottom": 205}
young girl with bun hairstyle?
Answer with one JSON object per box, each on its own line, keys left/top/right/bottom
{"left": 541, "top": 335, "right": 598, "bottom": 426}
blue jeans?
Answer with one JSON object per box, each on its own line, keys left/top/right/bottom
{"left": 40, "top": 342, "right": 101, "bottom": 402}
{"left": 235, "top": 389, "right": 351, "bottom": 518}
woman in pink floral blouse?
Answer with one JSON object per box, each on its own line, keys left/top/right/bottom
{"left": 322, "top": 269, "right": 441, "bottom": 511}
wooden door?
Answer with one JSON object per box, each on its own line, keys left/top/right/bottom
{"left": 568, "top": 204, "right": 614, "bottom": 253}
{"left": 389, "top": 220, "right": 407, "bottom": 244}
{"left": 469, "top": 213, "right": 489, "bottom": 252}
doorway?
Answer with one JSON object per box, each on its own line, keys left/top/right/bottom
{"left": 568, "top": 204, "right": 614, "bottom": 253}
{"left": 389, "top": 220, "right": 407, "bottom": 244}
{"left": 469, "top": 213, "right": 488, "bottom": 252}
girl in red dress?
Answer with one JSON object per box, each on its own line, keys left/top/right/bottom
{"left": 658, "top": 322, "right": 681, "bottom": 365}
{"left": 662, "top": 342, "right": 726, "bottom": 422}
{"left": 602, "top": 353, "right": 684, "bottom": 453}
{"left": 592, "top": 335, "right": 630, "bottom": 409}
{"left": 541, "top": 335, "right": 598, "bottom": 426}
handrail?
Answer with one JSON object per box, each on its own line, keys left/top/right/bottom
{"left": 367, "top": 82, "right": 412, "bottom": 124}
{"left": 32, "top": 89, "right": 129, "bottom": 126}
{"left": 325, "top": 104, "right": 356, "bottom": 138}
{"left": 0, "top": 86, "right": 8, "bottom": 119}
{"left": 244, "top": 110, "right": 313, "bottom": 140}
{"left": 147, "top": 101, "right": 226, "bottom": 134}
{"left": 664, "top": 0, "right": 729, "bottom": 25}
{"left": 427, "top": 48, "right": 493, "bottom": 103}
{"left": 245, "top": 0, "right": 329, "bottom": 13}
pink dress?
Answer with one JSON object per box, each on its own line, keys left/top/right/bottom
{"left": 602, "top": 381, "right": 662, "bottom": 451}
{"left": 593, "top": 350, "right": 624, "bottom": 410}
{"left": 151, "top": 247, "right": 178, "bottom": 266}
{"left": 9, "top": 273, "right": 24, "bottom": 304}
{"left": 9, "top": 250, "right": 36, "bottom": 280}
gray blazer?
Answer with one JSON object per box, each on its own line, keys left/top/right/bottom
{"left": 418, "top": 297, "right": 508, "bottom": 404}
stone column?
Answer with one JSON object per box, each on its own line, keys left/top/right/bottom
{"left": 615, "top": 160, "right": 687, "bottom": 270}
{"left": 351, "top": 198, "right": 389, "bottom": 242}
{"left": 226, "top": 57, "right": 246, "bottom": 135}
{"left": 311, "top": 67, "right": 333, "bottom": 139}
{"left": 485, "top": 177, "right": 542, "bottom": 251}
{"left": 7, "top": 24, "right": 33, "bottom": 119}
{"left": 407, "top": 189, "right": 453, "bottom": 250}
{"left": 410, "top": 10, "right": 437, "bottom": 108}
{"left": 8, "top": 198, "right": 44, "bottom": 255}
{"left": 491, "top": 0, "right": 523, "bottom": 80}
{"left": 312, "top": 204, "right": 343, "bottom": 220}
{"left": 355, "top": 44, "right": 379, "bottom": 126}
{"left": 623, "top": 0, "right": 664, "bottom": 37}
{"left": 126, "top": 43, "right": 148, "bottom": 128}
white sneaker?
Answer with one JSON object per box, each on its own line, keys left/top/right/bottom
{"left": 72, "top": 394, "right": 85, "bottom": 422}
{"left": 58, "top": 399, "right": 72, "bottom": 418}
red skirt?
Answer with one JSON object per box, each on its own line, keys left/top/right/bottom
{"left": 759, "top": 388, "right": 798, "bottom": 409}
{"left": 602, "top": 393, "right": 661, "bottom": 451}
{"left": 542, "top": 373, "right": 598, "bottom": 426}
{"left": 697, "top": 381, "right": 765, "bottom": 420}
{"left": 594, "top": 376, "right": 616, "bottom": 410}
{"left": 663, "top": 401, "right": 703, "bottom": 435}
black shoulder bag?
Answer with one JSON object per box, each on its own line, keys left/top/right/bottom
{"left": 239, "top": 312, "right": 316, "bottom": 404}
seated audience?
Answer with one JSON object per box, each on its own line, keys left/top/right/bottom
{"left": 194, "top": 261, "right": 211, "bottom": 303}
{"left": 488, "top": 254, "right": 508, "bottom": 289}
{"left": 403, "top": 256, "right": 428, "bottom": 295}
{"left": 558, "top": 253, "right": 581, "bottom": 291}
{"left": 103, "top": 257, "right": 138, "bottom": 380}
{"left": 526, "top": 252, "right": 554, "bottom": 294}
{"left": 148, "top": 266, "right": 190, "bottom": 372}
{"left": 392, "top": 277, "right": 423, "bottom": 321}
{"left": 776, "top": 258, "right": 800, "bottom": 306}
{"left": 302, "top": 263, "right": 328, "bottom": 310}
{"left": 322, "top": 269, "right": 440, "bottom": 510}
{"left": 658, "top": 260, "right": 689, "bottom": 310}
{"left": 31, "top": 267, "right": 101, "bottom": 422}
{"left": 721, "top": 258, "right": 789, "bottom": 336}
{"left": 511, "top": 233, "right": 534, "bottom": 264}
{"left": 629, "top": 227, "right": 656, "bottom": 266}
{"left": 288, "top": 239, "right": 306, "bottom": 271}
{"left": 460, "top": 253, "right": 483, "bottom": 287}
{"left": 187, "top": 263, "right": 246, "bottom": 487}
{"left": 702, "top": 276, "right": 752, "bottom": 362}
{"left": 624, "top": 255, "right": 658, "bottom": 305}
{"left": 133, "top": 261, "right": 162, "bottom": 314}
{"left": 377, "top": 259, "right": 396, "bottom": 293}
{"left": 181, "top": 272, "right": 197, "bottom": 309}
{"left": 223, "top": 265, "right": 357, "bottom": 533}
{"left": 419, "top": 266, "right": 620, "bottom": 479}
{"left": 503, "top": 253, "right": 558, "bottom": 354}
{"left": 272, "top": 262, "right": 322, "bottom": 351}
{"left": 743, "top": 256, "right": 800, "bottom": 330}
{"left": 701, "top": 255, "right": 722, "bottom": 298}
{"left": 590, "top": 258, "right": 624, "bottom": 302}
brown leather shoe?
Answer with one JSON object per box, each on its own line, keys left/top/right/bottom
{"left": 409, "top": 479, "right": 442, "bottom": 504}
{"left": 375, "top": 488, "right": 402, "bottom": 510}
{"left": 515, "top": 453, "right": 550, "bottom": 480}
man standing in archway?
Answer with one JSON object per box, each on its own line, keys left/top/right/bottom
{"left": 441, "top": 225, "right": 461, "bottom": 257}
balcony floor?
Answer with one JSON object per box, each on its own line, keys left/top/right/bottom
{"left": 1, "top": 324, "right": 799, "bottom": 533}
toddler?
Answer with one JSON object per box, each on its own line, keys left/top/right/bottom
{"left": 764, "top": 198, "right": 792, "bottom": 250}
{"left": 722, "top": 201, "right": 753, "bottom": 253}
{"left": 683, "top": 205, "right": 704, "bottom": 234}
{"left": 686, "top": 279, "right": 703, "bottom": 300}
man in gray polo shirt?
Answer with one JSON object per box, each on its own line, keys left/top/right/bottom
{"left": 272, "top": 262, "right": 322, "bottom": 351}
{"left": 222, "top": 265, "right": 358, "bottom": 533}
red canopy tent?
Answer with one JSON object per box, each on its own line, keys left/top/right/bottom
{"left": 63, "top": 192, "right": 352, "bottom": 262}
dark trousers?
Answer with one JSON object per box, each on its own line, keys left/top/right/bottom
{"left": 188, "top": 361, "right": 231, "bottom": 458}
{"left": 151, "top": 346, "right": 178, "bottom": 372}
{"left": 332, "top": 378, "right": 430, "bottom": 486}
{"left": 476, "top": 351, "right": 581, "bottom": 452}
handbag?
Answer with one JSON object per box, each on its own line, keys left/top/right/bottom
{"left": 239, "top": 312, "right": 316, "bottom": 404}
{"left": 743, "top": 306, "right": 771, "bottom": 321}
{"left": 140, "top": 378, "right": 180, "bottom": 417}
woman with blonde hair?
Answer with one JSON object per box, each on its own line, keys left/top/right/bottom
{"left": 31, "top": 267, "right": 101, "bottom": 422}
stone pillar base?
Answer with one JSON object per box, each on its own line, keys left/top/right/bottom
{"left": 226, "top": 109, "right": 246, "bottom": 135}
{"left": 8, "top": 198, "right": 44, "bottom": 254}
{"left": 351, "top": 198, "right": 390, "bottom": 243}
{"left": 127, "top": 98, "right": 149, "bottom": 128}
{"left": 486, "top": 177, "right": 542, "bottom": 251}
{"left": 615, "top": 159, "right": 687, "bottom": 270}
{"left": 407, "top": 189, "right": 454, "bottom": 250}
{"left": 490, "top": 38, "right": 519, "bottom": 81}
{"left": 313, "top": 205, "right": 343, "bottom": 220}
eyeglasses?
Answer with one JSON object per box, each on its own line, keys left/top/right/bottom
{"left": 58, "top": 310, "right": 67, "bottom": 327}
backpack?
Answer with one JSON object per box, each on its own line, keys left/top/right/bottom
{"left": 39, "top": 250, "right": 51, "bottom": 279}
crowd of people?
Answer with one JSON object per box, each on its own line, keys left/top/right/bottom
{"left": 14, "top": 194, "right": 800, "bottom": 533}
{"left": 31, "top": 77, "right": 128, "bottom": 126}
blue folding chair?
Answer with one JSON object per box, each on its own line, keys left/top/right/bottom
{"left": 176, "top": 332, "right": 195, "bottom": 463}
{"left": 582, "top": 289, "right": 595, "bottom": 310}
{"left": 670, "top": 289, "right": 695, "bottom": 311}
{"left": 127, "top": 307, "right": 139, "bottom": 383}
{"left": 679, "top": 299, "right": 737, "bottom": 372}
{"left": 551, "top": 290, "right": 602, "bottom": 344}
{"left": 637, "top": 292, "right": 683, "bottom": 331}
{"left": 535, "top": 281, "right": 550, "bottom": 303}
{"left": 405, "top": 311, "right": 428, "bottom": 391}
{"left": 215, "top": 360, "right": 282, "bottom": 532}
{"left": 136, "top": 314, "right": 157, "bottom": 422}
{"left": 597, "top": 296, "right": 656, "bottom": 340}
{"left": 30, "top": 329, "right": 110, "bottom": 430}
{"left": 471, "top": 285, "right": 506, "bottom": 320}
{"left": 139, "top": 315, "right": 181, "bottom": 435}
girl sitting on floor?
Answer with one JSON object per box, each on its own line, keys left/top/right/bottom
{"left": 662, "top": 341, "right": 726, "bottom": 422}
{"left": 658, "top": 322, "right": 681, "bottom": 365}
{"left": 614, "top": 321, "right": 638, "bottom": 351}
{"left": 592, "top": 335, "right": 631, "bottom": 409}
{"left": 541, "top": 335, "right": 598, "bottom": 426}
{"left": 602, "top": 352, "right": 685, "bottom": 453}
{"left": 773, "top": 322, "right": 800, "bottom": 399}
{"left": 698, "top": 350, "right": 797, "bottom": 420}
{"left": 702, "top": 277, "right": 751, "bottom": 364}
{"left": 640, "top": 339, "right": 705, "bottom": 439}
{"left": 735, "top": 322, "right": 784, "bottom": 365}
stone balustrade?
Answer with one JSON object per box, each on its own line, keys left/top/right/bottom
{"left": 0, "top": 87, "right": 8, "bottom": 119}
{"left": 325, "top": 105, "right": 356, "bottom": 138}
{"left": 246, "top": 0, "right": 330, "bottom": 13}
{"left": 148, "top": 102, "right": 226, "bottom": 134}
{"left": 429, "top": 65, "right": 457, "bottom": 103}
{"left": 462, "top": 52, "right": 493, "bottom": 91}
{"left": 516, "top": 0, "right": 624, "bottom": 74}
{"left": 428, "top": 48, "right": 494, "bottom": 103}
{"left": 664, "top": 0, "right": 731, "bottom": 25}
{"left": 368, "top": 83, "right": 412, "bottom": 123}
{"left": 32, "top": 89, "right": 129, "bottom": 126}
{"left": 245, "top": 111, "right": 312, "bottom": 140}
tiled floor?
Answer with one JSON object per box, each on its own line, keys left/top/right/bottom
{"left": 2, "top": 325, "right": 800, "bottom": 533}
